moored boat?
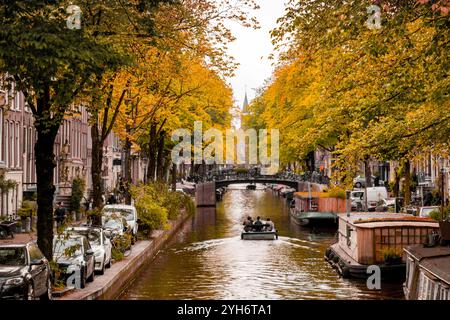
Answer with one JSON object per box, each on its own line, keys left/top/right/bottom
{"left": 325, "top": 212, "right": 439, "bottom": 280}
{"left": 403, "top": 244, "right": 450, "bottom": 300}
{"left": 290, "top": 192, "right": 346, "bottom": 227}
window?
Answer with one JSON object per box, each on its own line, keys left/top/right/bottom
{"left": 28, "top": 244, "right": 44, "bottom": 263}
{"left": 406, "top": 258, "right": 416, "bottom": 289}
{"left": 14, "top": 92, "right": 20, "bottom": 111}
{"left": 9, "top": 122, "right": 13, "bottom": 167}
{"left": 15, "top": 122, "right": 20, "bottom": 168}
{"left": 5, "top": 120, "right": 9, "bottom": 167}
{"left": 346, "top": 225, "right": 352, "bottom": 247}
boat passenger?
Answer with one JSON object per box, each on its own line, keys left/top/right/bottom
{"left": 265, "top": 218, "right": 275, "bottom": 231}
{"left": 253, "top": 216, "right": 263, "bottom": 232}
{"left": 243, "top": 216, "right": 254, "bottom": 232}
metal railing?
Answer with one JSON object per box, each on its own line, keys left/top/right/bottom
{"left": 186, "top": 170, "right": 331, "bottom": 185}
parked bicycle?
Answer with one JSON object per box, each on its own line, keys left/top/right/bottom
{"left": 0, "top": 220, "right": 16, "bottom": 239}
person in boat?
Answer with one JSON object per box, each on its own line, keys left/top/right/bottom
{"left": 253, "top": 216, "right": 263, "bottom": 232}
{"left": 264, "top": 218, "right": 275, "bottom": 231}
{"left": 243, "top": 216, "right": 254, "bottom": 232}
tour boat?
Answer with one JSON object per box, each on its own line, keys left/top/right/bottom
{"left": 241, "top": 227, "right": 278, "bottom": 240}
{"left": 325, "top": 212, "right": 439, "bottom": 279}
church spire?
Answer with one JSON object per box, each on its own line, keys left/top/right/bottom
{"left": 242, "top": 88, "right": 249, "bottom": 113}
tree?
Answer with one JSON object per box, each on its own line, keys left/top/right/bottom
{"left": 246, "top": 0, "right": 449, "bottom": 189}
{"left": 0, "top": 0, "right": 125, "bottom": 259}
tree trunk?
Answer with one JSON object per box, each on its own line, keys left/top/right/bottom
{"left": 91, "top": 123, "right": 104, "bottom": 209}
{"left": 123, "top": 137, "right": 132, "bottom": 205}
{"left": 146, "top": 123, "right": 157, "bottom": 182}
{"left": 306, "top": 151, "right": 315, "bottom": 172}
{"left": 156, "top": 131, "right": 166, "bottom": 181}
{"left": 403, "top": 159, "right": 411, "bottom": 205}
{"left": 35, "top": 127, "right": 58, "bottom": 260}
{"left": 394, "top": 167, "right": 400, "bottom": 198}
{"left": 171, "top": 163, "right": 177, "bottom": 191}
{"left": 161, "top": 149, "right": 171, "bottom": 182}
{"left": 364, "top": 157, "right": 373, "bottom": 188}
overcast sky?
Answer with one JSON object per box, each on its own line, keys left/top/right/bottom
{"left": 226, "top": 0, "right": 287, "bottom": 111}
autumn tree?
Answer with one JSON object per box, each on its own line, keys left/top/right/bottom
{"left": 246, "top": 0, "right": 449, "bottom": 196}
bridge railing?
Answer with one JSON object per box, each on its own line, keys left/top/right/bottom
{"left": 188, "top": 171, "right": 330, "bottom": 185}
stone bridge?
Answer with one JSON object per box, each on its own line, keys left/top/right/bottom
{"left": 195, "top": 176, "right": 326, "bottom": 207}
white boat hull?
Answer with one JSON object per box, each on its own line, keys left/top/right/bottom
{"left": 241, "top": 231, "right": 278, "bottom": 240}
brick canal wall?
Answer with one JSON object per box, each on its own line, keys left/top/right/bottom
{"left": 60, "top": 210, "right": 191, "bottom": 300}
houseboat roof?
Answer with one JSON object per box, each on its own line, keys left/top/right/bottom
{"left": 294, "top": 192, "right": 342, "bottom": 199}
{"left": 404, "top": 245, "right": 450, "bottom": 284}
{"left": 338, "top": 212, "right": 439, "bottom": 229}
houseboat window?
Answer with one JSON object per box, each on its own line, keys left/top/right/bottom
{"left": 418, "top": 272, "right": 437, "bottom": 300}
{"left": 406, "top": 258, "right": 416, "bottom": 289}
{"left": 346, "top": 225, "right": 351, "bottom": 247}
{"left": 310, "top": 199, "right": 318, "bottom": 211}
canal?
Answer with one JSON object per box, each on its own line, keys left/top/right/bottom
{"left": 119, "top": 185, "right": 404, "bottom": 300}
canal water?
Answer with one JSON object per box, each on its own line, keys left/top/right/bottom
{"left": 119, "top": 185, "right": 404, "bottom": 300}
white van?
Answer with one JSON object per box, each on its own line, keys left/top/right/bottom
{"left": 351, "top": 187, "right": 388, "bottom": 211}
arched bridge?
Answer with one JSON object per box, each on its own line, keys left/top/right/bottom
{"left": 195, "top": 174, "right": 327, "bottom": 207}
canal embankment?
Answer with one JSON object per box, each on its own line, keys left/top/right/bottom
{"left": 60, "top": 209, "right": 191, "bottom": 300}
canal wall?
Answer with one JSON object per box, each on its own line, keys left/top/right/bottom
{"left": 60, "top": 210, "right": 191, "bottom": 300}
{"left": 196, "top": 182, "right": 216, "bottom": 207}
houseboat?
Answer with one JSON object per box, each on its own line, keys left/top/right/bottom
{"left": 403, "top": 245, "right": 450, "bottom": 300}
{"left": 290, "top": 192, "right": 346, "bottom": 226}
{"left": 325, "top": 212, "right": 439, "bottom": 279}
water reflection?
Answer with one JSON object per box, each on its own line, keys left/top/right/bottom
{"left": 119, "top": 184, "right": 404, "bottom": 300}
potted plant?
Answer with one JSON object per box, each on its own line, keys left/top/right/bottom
{"left": 17, "top": 202, "right": 32, "bottom": 232}
{"left": 13, "top": 219, "right": 22, "bottom": 233}
{"left": 381, "top": 247, "right": 403, "bottom": 265}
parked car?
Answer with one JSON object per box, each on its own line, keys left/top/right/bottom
{"left": 353, "top": 175, "right": 385, "bottom": 188}
{"left": 351, "top": 187, "right": 388, "bottom": 211}
{"left": 418, "top": 206, "right": 440, "bottom": 218}
{"left": 102, "top": 214, "right": 127, "bottom": 238}
{"left": 375, "top": 199, "right": 397, "bottom": 212}
{"left": 65, "top": 226, "right": 112, "bottom": 275}
{"left": 353, "top": 175, "right": 376, "bottom": 188}
{"left": 350, "top": 190, "right": 365, "bottom": 211}
{"left": 0, "top": 243, "right": 52, "bottom": 300}
{"left": 102, "top": 205, "right": 139, "bottom": 243}
{"left": 53, "top": 234, "right": 95, "bottom": 289}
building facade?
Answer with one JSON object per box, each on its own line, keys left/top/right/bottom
{"left": 0, "top": 84, "right": 145, "bottom": 219}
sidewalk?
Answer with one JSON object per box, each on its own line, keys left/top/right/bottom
{"left": 0, "top": 219, "right": 86, "bottom": 245}
{"left": 0, "top": 232, "right": 36, "bottom": 245}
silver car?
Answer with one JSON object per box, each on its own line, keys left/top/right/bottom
{"left": 65, "top": 226, "right": 112, "bottom": 275}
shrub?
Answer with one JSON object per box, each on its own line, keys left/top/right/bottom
{"left": 70, "top": 178, "right": 86, "bottom": 213}
{"left": 327, "top": 186, "right": 347, "bottom": 199}
{"left": 182, "top": 193, "right": 195, "bottom": 216}
{"left": 235, "top": 168, "right": 249, "bottom": 175}
{"left": 381, "top": 247, "right": 402, "bottom": 263}
{"left": 86, "top": 208, "right": 102, "bottom": 226}
{"left": 131, "top": 182, "right": 196, "bottom": 235}
{"left": 17, "top": 201, "right": 35, "bottom": 218}
{"left": 111, "top": 233, "right": 132, "bottom": 261}
{"left": 429, "top": 206, "right": 449, "bottom": 221}
{"left": 163, "top": 191, "right": 183, "bottom": 220}
{"left": 135, "top": 197, "right": 168, "bottom": 235}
